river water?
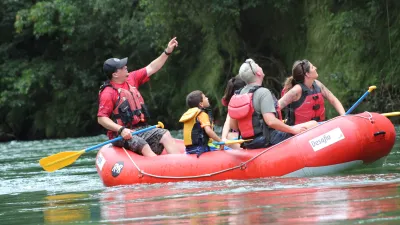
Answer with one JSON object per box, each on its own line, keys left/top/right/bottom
{"left": 1, "top": 127, "right": 399, "bottom": 225}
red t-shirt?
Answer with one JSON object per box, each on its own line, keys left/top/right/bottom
{"left": 97, "top": 67, "right": 149, "bottom": 117}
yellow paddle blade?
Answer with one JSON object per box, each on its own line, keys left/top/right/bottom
{"left": 39, "top": 150, "right": 85, "bottom": 172}
{"left": 381, "top": 112, "right": 400, "bottom": 117}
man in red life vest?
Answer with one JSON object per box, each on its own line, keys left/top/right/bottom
{"left": 98, "top": 37, "right": 180, "bottom": 157}
{"left": 228, "top": 59, "right": 318, "bottom": 149}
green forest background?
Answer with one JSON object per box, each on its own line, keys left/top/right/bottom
{"left": 1, "top": 0, "right": 399, "bottom": 141}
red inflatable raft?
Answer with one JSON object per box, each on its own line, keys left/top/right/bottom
{"left": 95, "top": 112, "right": 396, "bottom": 187}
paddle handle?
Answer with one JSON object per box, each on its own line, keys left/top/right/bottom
{"left": 345, "top": 86, "right": 376, "bottom": 115}
{"left": 84, "top": 122, "right": 163, "bottom": 153}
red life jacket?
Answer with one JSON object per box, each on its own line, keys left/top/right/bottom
{"left": 228, "top": 86, "right": 281, "bottom": 140}
{"left": 99, "top": 81, "right": 150, "bottom": 137}
{"left": 286, "top": 82, "right": 325, "bottom": 125}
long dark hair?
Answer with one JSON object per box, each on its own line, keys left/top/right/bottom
{"left": 222, "top": 75, "right": 246, "bottom": 105}
{"left": 282, "top": 59, "right": 311, "bottom": 91}
{"left": 292, "top": 59, "right": 310, "bottom": 84}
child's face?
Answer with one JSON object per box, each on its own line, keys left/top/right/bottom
{"left": 200, "top": 94, "right": 210, "bottom": 108}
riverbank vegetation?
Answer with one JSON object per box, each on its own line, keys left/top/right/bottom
{"left": 1, "top": 0, "right": 398, "bottom": 140}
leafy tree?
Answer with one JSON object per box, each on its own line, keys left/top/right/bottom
{"left": 0, "top": 0, "right": 398, "bottom": 141}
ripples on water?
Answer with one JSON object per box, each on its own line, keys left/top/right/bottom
{"left": 0, "top": 128, "right": 399, "bottom": 224}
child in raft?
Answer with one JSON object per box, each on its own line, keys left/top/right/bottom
{"left": 179, "top": 90, "right": 223, "bottom": 157}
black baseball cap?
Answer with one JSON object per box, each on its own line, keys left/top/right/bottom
{"left": 103, "top": 57, "right": 128, "bottom": 75}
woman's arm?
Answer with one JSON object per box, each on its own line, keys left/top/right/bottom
{"left": 221, "top": 114, "right": 231, "bottom": 140}
{"left": 278, "top": 85, "right": 302, "bottom": 109}
{"left": 229, "top": 117, "right": 239, "bottom": 131}
{"left": 316, "top": 80, "right": 345, "bottom": 115}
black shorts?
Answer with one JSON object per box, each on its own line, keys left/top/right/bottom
{"left": 270, "top": 130, "right": 293, "bottom": 145}
{"left": 112, "top": 127, "right": 167, "bottom": 155}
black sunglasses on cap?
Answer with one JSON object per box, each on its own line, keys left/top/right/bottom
{"left": 245, "top": 60, "right": 256, "bottom": 76}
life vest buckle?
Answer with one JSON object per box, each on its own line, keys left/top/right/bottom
{"left": 311, "top": 116, "right": 321, "bottom": 121}
{"left": 312, "top": 104, "right": 320, "bottom": 110}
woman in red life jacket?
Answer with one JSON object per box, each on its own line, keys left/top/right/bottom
{"left": 279, "top": 60, "right": 345, "bottom": 125}
{"left": 221, "top": 76, "right": 246, "bottom": 149}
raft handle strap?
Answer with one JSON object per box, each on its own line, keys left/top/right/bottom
{"left": 374, "top": 131, "right": 386, "bottom": 136}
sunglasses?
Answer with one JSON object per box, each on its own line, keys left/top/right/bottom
{"left": 245, "top": 60, "right": 256, "bottom": 76}
{"left": 300, "top": 60, "right": 309, "bottom": 76}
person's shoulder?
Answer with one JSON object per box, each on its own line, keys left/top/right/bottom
{"left": 198, "top": 111, "right": 210, "bottom": 118}
{"left": 293, "top": 83, "right": 303, "bottom": 90}
{"left": 99, "top": 85, "right": 117, "bottom": 99}
{"left": 99, "top": 85, "right": 116, "bottom": 94}
{"left": 287, "top": 84, "right": 302, "bottom": 93}
{"left": 251, "top": 87, "right": 272, "bottom": 103}
{"left": 198, "top": 111, "right": 211, "bottom": 125}
{"left": 128, "top": 68, "right": 147, "bottom": 77}
{"left": 256, "top": 87, "right": 272, "bottom": 95}
{"left": 239, "top": 86, "right": 249, "bottom": 94}
{"left": 314, "top": 79, "right": 324, "bottom": 87}
{"left": 257, "top": 86, "right": 270, "bottom": 91}
{"left": 128, "top": 67, "right": 149, "bottom": 86}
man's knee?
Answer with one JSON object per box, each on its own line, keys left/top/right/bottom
{"left": 161, "top": 130, "right": 173, "bottom": 140}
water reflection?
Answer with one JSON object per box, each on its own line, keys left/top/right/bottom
{"left": 98, "top": 180, "right": 400, "bottom": 224}
{"left": 0, "top": 127, "right": 398, "bottom": 224}
{"left": 43, "top": 194, "right": 91, "bottom": 224}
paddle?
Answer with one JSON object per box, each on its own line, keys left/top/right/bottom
{"left": 345, "top": 85, "right": 376, "bottom": 115}
{"left": 39, "top": 122, "right": 164, "bottom": 172}
{"left": 212, "top": 139, "right": 253, "bottom": 145}
{"left": 381, "top": 112, "right": 400, "bottom": 117}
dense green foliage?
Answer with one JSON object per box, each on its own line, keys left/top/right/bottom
{"left": 1, "top": 0, "right": 399, "bottom": 141}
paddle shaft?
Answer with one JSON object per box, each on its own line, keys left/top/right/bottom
{"left": 39, "top": 122, "right": 163, "bottom": 172}
{"left": 84, "top": 125, "right": 159, "bottom": 153}
{"left": 345, "top": 86, "right": 376, "bottom": 115}
{"left": 381, "top": 112, "right": 400, "bottom": 117}
{"left": 213, "top": 139, "right": 252, "bottom": 145}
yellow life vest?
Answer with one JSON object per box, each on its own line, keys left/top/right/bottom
{"left": 179, "top": 107, "right": 209, "bottom": 146}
